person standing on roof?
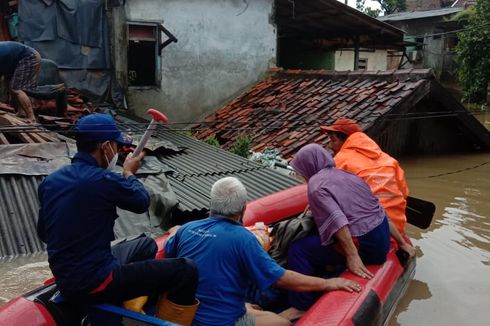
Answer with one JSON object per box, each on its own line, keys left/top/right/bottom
{"left": 165, "top": 176, "right": 362, "bottom": 326}
{"left": 284, "top": 144, "right": 391, "bottom": 318}
{"left": 320, "top": 118, "right": 415, "bottom": 257}
{"left": 0, "top": 41, "right": 41, "bottom": 123}
{"left": 37, "top": 113, "right": 199, "bottom": 325}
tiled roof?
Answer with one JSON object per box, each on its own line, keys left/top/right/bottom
{"left": 193, "top": 68, "right": 434, "bottom": 160}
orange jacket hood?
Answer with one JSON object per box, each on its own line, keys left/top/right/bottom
{"left": 340, "top": 132, "right": 383, "bottom": 160}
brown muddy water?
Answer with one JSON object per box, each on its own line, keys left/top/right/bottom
{"left": 1, "top": 114, "right": 489, "bottom": 325}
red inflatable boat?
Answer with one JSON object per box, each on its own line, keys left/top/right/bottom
{"left": 0, "top": 185, "right": 415, "bottom": 326}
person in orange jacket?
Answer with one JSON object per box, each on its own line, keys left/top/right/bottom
{"left": 320, "top": 118, "right": 415, "bottom": 257}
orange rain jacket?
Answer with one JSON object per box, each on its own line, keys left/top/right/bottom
{"left": 334, "top": 132, "right": 409, "bottom": 233}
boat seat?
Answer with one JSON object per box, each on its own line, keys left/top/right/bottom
{"left": 49, "top": 291, "right": 176, "bottom": 326}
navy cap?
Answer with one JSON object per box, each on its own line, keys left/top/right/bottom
{"left": 74, "top": 113, "right": 132, "bottom": 145}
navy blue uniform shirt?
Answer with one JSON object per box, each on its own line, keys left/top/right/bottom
{"left": 37, "top": 152, "right": 150, "bottom": 294}
{"left": 0, "top": 41, "right": 36, "bottom": 76}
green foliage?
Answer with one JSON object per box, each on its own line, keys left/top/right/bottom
{"left": 356, "top": 0, "right": 405, "bottom": 16}
{"left": 230, "top": 134, "right": 252, "bottom": 158}
{"left": 180, "top": 130, "right": 194, "bottom": 137}
{"left": 456, "top": 0, "right": 490, "bottom": 104}
{"left": 376, "top": 0, "right": 406, "bottom": 15}
{"left": 356, "top": 0, "right": 381, "bottom": 17}
{"left": 448, "top": 7, "right": 475, "bottom": 22}
{"left": 205, "top": 135, "right": 221, "bottom": 148}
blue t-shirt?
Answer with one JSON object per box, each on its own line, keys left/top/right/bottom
{"left": 37, "top": 152, "right": 150, "bottom": 294}
{"left": 0, "top": 41, "right": 35, "bottom": 76}
{"left": 165, "top": 217, "right": 285, "bottom": 326}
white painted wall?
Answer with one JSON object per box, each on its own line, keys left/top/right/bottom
{"left": 334, "top": 49, "right": 388, "bottom": 71}
{"left": 123, "top": 0, "right": 276, "bottom": 123}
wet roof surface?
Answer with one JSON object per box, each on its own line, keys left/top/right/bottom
{"left": 193, "top": 68, "right": 434, "bottom": 159}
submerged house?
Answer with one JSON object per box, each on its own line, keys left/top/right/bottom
{"left": 379, "top": 7, "right": 467, "bottom": 90}
{"left": 115, "top": 0, "right": 404, "bottom": 121}
{"left": 192, "top": 68, "right": 490, "bottom": 159}
{"left": 13, "top": 0, "right": 404, "bottom": 123}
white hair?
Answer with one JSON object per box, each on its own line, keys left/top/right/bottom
{"left": 210, "top": 177, "right": 247, "bottom": 217}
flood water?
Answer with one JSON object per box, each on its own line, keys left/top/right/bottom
{"left": 1, "top": 114, "right": 489, "bottom": 325}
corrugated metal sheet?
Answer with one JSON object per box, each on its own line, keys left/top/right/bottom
{"left": 0, "top": 175, "right": 44, "bottom": 257}
{"left": 152, "top": 127, "right": 300, "bottom": 213}
{"left": 378, "top": 7, "right": 463, "bottom": 22}
{"left": 0, "top": 175, "right": 164, "bottom": 258}
{"left": 0, "top": 120, "right": 300, "bottom": 258}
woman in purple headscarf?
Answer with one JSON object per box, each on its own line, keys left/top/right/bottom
{"left": 285, "top": 144, "right": 390, "bottom": 315}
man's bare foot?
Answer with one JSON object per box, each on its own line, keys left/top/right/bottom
{"left": 279, "top": 307, "right": 305, "bottom": 321}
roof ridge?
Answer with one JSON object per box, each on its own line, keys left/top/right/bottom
{"left": 269, "top": 68, "right": 434, "bottom": 82}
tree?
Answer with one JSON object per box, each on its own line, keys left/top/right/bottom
{"left": 356, "top": 0, "right": 406, "bottom": 17}
{"left": 376, "top": 0, "right": 406, "bottom": 15}
{"left": 456, "top": 0, "right": 490, "bottom": 104}
{"left": 356, "top": 0, "right": 381, "bottom": 17}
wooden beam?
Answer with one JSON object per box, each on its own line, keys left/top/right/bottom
{"left": 0, "top": 133, "right": 9, "bottom": 144}
{"left": 0, "top": 113, "right": 56, "bottom": 143}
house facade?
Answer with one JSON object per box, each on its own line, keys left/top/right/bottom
{"left": 13, "top": 0, "right": 403, "bottom": 122}
{"left": 379, "top": 7, "right": 466, "bottom": 90}
{"left": 113, "top": 0, "right": 277, "bottom": 123}
{"left": 113, "top": 0, "right": 404, "bottom": 122}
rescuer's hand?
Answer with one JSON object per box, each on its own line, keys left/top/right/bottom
{"left": 324, "top": 277, "right": 362, "bottom": 293}
{"left": 399, "top": 242, "right": 416, "bottom": 258}
{"left": 123, "top": 152, "right": 145, "bottom": 177}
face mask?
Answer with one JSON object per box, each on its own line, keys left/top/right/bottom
{"left": 104, "top": 142, "right": 118, "bottom": 170}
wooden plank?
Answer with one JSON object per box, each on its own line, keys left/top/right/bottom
{"left": 0, "top": 112, "right": 59, "bottom": 143}
{"left": 0, "top": 133, "right": 9, "bottom": 144}
{"left": 0, "top": 114, "right": 37, "bottom": 143}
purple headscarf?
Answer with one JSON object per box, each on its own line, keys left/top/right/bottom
{"left": 290, "top": 144, "right": 335, "bottom": 178}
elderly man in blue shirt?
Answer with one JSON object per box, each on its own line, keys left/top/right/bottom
{"left": 165, "top": 176, "right": 361, "bottom": 326}
{"left": 37, "top": 113, "right": 199, "bottom": 325}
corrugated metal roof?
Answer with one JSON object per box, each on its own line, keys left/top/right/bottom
{"left": 152, "top": 126, "right": 300, "bottom": 215}
{"left": 0, "top": 119, "right": 300, "bottom": 258}
{"left": 0, "top": 175, "right": 164, "bottom": 258}
{"left": 0, "top": 175, "right": 44, "bottom": 257}
{"left": 378, "top": 7, "right": 463, "bottom": 22}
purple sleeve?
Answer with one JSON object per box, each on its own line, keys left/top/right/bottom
{"left": 308, "top": 187, "right": 349, "bottom": 245}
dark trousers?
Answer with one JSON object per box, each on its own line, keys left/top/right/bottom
{"left": 89, "top": 236, "right": 198, "bottom": 306}
{"left": 287, "top": 217, "right": 390, "bottom": 310}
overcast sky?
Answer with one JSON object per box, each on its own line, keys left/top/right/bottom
{"left": 342, "top": 0, "right": 383, "bottom": 12}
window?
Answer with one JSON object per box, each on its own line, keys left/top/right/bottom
{"left": 358, "top": 58, "right": 368, "bottom": 70}
{"left": 127, "top": 22, "right": 177, "bottom": 87}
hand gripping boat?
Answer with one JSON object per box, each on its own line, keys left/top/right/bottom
{"left": 0, "top": 185, "right": 416, "bottom": 326}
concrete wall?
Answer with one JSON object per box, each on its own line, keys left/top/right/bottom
{"left": 120, "top": 0, "right": 276, "bottom": 123}
{"left": 389, "top": 19, "right": 451, "bottom": 78}
{"left": 334, "top": 50, "right": 388, "bottom": 71}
